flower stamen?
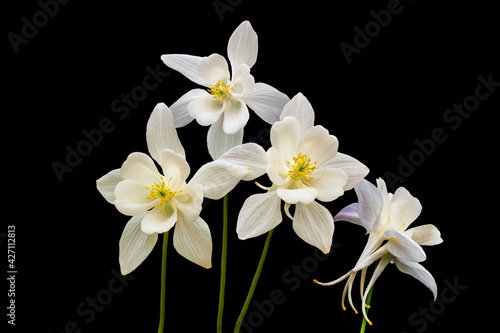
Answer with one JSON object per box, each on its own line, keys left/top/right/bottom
{"left": 146, "top": 176, "right": 183, "bottom": 214}
{"left": 207, "top": 80, "right": 236, "bottom": 111}
{"left": 287, "top": 153, "right": 317, "bottom": 186}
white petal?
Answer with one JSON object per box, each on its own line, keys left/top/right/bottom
{"left": 388, "top": 187, "right": 422, "bottom": 230}
{"left": 219, "top": 143, "right": 268, "bottom": 181}
{"left": 279, "top": 93, "right": 314, "bottom": 137}
{"left": 376, "top": 177, "right": 391, "bottom": 229}
{"left": 160, "top": 54, "right": 207, "bottom": 86}
{"left": 334, "top": 203, "right": 360, "bottom": 224}
{"left": 270, "top": 117, "right": 301, "bottom": 161}
{"left": 283, "top": 202, "right": 293, "bottom": 220}
{"left": 361, "top": 256, "right": 392, "bottom": 326}
{"left": 227, "top": 21, "right": 258, "bottom": 69}
{"left": 188, "top": 93, "right": 224, "bottom": 126}
{"left": 352, "top": 238, "right": 389, "bottom": 272}
{"left": 384, "top": 229, "right": 427, "bottom": 262}
{"left": 159, "top": 149, "right": 190, "bottom": 188}
{"left": 223, "top": 100, "right": 250, "bottom": 134}
{"left": 115, "top": 179, "right": 155, "bottom": 216}
{"left": 346, "top": 274, "right": 358, "bottom": 314}
{"left": 119, "top": 212, "right": 158, "bottom": 275}
{"left": 231, "top": 63, "right": 255, "bottom": 97}
{"left": 359, "top": 267, "right": 368, "bottom": 299}
{"left": 190, "top": 160, "right": 249, "bottom": 200}
{"left": 237, "top": 191, "right": 282, "bottom": 239}
{"left": 96, "top": 169, "right": 123, "bottom": 204}
{"left": 120, "top": 152, "right": 159, "bottom": 185}
{"left": 310, "top": 167, "right": 348, "bottom": 202}
{"left": 354, "top": 179, "right": 383, "bottom": 231}
{"left": 313, "top": 270, "right": 354, "bottom": 287}
{"left": 298, "top": 125, "right": 338, "bottom": 167}
{"left": 116, "top": 153, "right": 161, "bottom": 215}
{"left": 292, "top": 202, "right": 334, "bottom": 254}
{"left": 406, "top": 224, "right": 443, "bottom": 246}
{"left": 394, "top": 259, "right": 438, "bottom": 300}
{"left": 147, "top": 103, "right": 185, "bottom": 162}
{"left": 141, "top": 205, "right": 177, "bottom": 235}
{"left": 322, "top": 152, "right": 369, "bottom": 191}
{"left": 174, "top": 182, "right": 203, "bottom": 224}
{"left": 207, "top": 115, "right": 243, "bottom": 160}
{"left": 173, "top": 217, "right": 212, "bottom": 269}
{"left": 243, "top": 82, "right": 290, "bottom": 124}
{"left": 376, "top": 178, "right": 389, "bottom": 198}
{"left": 266, "top": 147, "right": 288, "bottom": 185}
{"left": 169, "top": 89, "right": 207, "bottom": 127}
{"left": 277, "top": 186, "right": 317, "bottom": 205}
{"left": 197, "top": 53, "right": 230, "bottom": 85}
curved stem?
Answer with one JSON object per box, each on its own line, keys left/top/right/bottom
{"left": 234, "top": 229, "right": 274, "bottom": 333}
{"left": 158, "top": 231, "right": 169, "bottom": 333}
{"left": 217, "top": 194, "right": 229, "bottom": 333}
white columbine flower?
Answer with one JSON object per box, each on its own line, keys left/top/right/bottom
{"left": 314, "top": 178, "right": 443, "bottom": 325}
{"left": 161, "top": 20, "right": 290, "bottom": 159}
{"left": 97, "top": 103, "right": 216, "bottom": 273}
{"left": 205, "top": 93, "right": 369, "bottom": 254}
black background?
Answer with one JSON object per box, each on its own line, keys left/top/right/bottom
{"left": 4, "top": 0, "right": 498, "bottom": 332}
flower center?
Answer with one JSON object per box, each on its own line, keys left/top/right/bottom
{"left": 207, "top": 80, "right": 235, "bottom": 110}
{"left": 146, "top": 176, "right": 182, "bottom": 214}
{"left": 287, "top": 153, "right": 317, "bottom": 186}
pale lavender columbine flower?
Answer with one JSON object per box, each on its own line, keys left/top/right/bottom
{"left": 314, "top": 178, "right": 443, "bottom": 325}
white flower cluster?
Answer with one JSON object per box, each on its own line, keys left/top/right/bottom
{"left": 96, "top": 21, "right": 442, "bottom": 327}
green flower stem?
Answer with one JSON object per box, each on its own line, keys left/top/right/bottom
{"left": 158, "top": 231, "right": 169, "bottom": 333}
{"left": 217, "top": 194, "right": 229, "bottom": 333}
{"left": 234, "top": 229, "right": 274, "bottom": 333}
{"left": 360, "top": 282, "right": 375, "bottom": 332}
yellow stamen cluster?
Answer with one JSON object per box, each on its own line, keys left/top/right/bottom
{"left": 146, "top": 176, "right": 182, "bottom": 214}
{"left": 287, "top": 153, "right": 317, "bottom": 186}
{"left": 207, "top": 80, "right": 235, "bottom": 110}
